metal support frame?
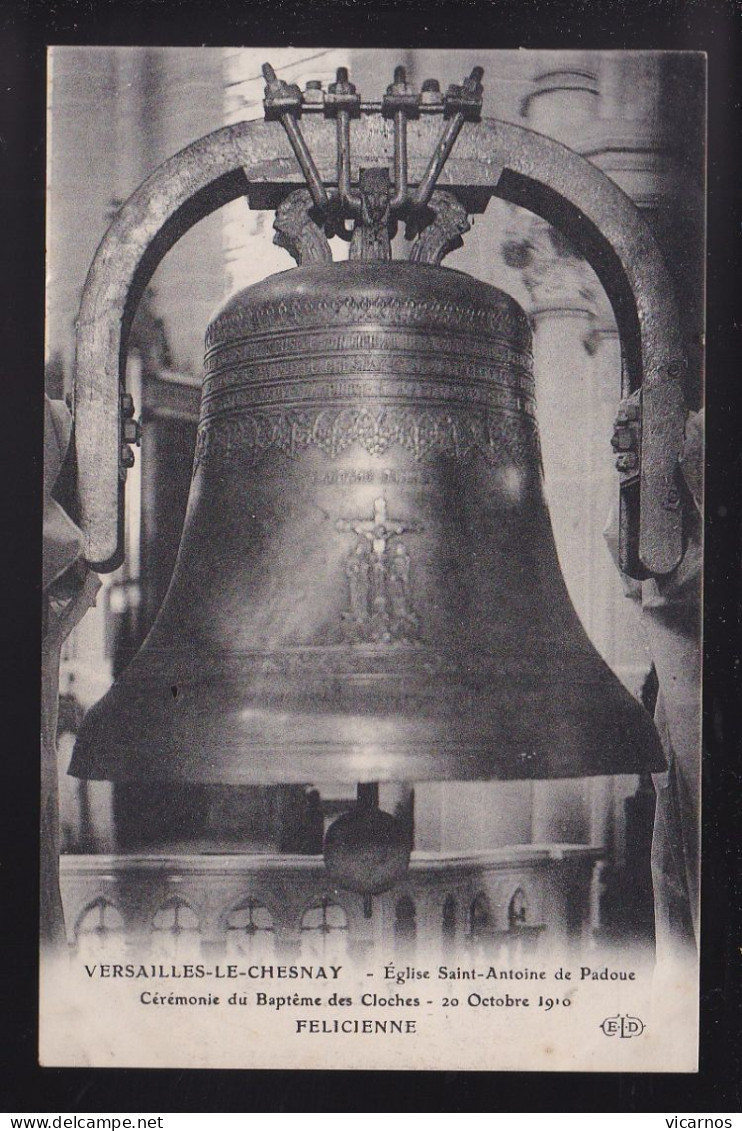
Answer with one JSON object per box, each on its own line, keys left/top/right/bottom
{"left": 73, "top": 98, "right": 687, "bottom": 578}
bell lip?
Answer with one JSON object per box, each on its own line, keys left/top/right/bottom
{"left": 69, "top": 648, "right": 667, "bottom": 785}
{"left": 69, "top": 763, "right": 667, "bottom": 785}
{"left": 70, "top": 731, "right": 667, "bottom": 785}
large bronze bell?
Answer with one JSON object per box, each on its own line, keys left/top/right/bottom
{"left": 71, "top": 259, "right": 665, "bottom": 789}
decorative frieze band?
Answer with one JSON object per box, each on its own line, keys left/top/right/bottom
{"left": 205, "top": 294, "right": 532, "bottom": 355}
{"left": 192, "top": 404, "right": 542, "bottom": 473}
{"left": 204, "top": 326, "right": 533, "bottom": 380}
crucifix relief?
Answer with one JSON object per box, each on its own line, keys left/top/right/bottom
{"left": 336, "top": 496, "right": 421, "bottom": 643}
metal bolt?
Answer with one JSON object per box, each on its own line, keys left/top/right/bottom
{"left": 464, "top": 66, "right": 484, "bottom": 94}
{"left": 662, "top": 487, "right": 681, "bottom": 509}
{"left": 329, "top": 67, "right": 356, "bottom": 96}
{"left": 120, "top": 445, "right": 136, "bottom": 470}
{"left": 387, "top": 64, "right": 413, "bottom": 95}
{"left": 611, "top": 427, "right": 636, "bottom": 452}
{"left": 303, "top": 80, "right": 325, "bottom": 106}
{"left": 616, "top": 453, "right": 638, "bottom": 472}
{"left": 420, "top": 78, "right": 444, "bottom": 107}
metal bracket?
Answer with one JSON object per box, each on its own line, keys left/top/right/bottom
{"left": 349, "top": 167, "right": 393, "bottom": 261}
{"left": 612, "top": 390, "right": 641, "bottom": 484}
{"left": 611, "top": 365, "right": 686, "bottom": 578}
{"left": 272, "top": 188, "right": 332, "bottom": 265}
{"left": 262, "top": 62, "right": 483, "bottom": 236}
{"left": 119, "top": 392, "right": 142, "bottom": 476}
{"left": 408, "top": 189, "right": 471, "bottom": 265}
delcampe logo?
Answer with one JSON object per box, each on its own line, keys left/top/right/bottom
{"left": 600, "top": 1015, "right": 646, "bottom": 1038}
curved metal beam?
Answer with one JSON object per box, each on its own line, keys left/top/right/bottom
{"left": 74, "top": 114, "right": 686, "bottom": 574}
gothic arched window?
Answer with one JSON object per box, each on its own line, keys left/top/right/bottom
{"left": 508, "top": 888, "right": 529, "bottom": 928}
{"left": 225, "top": 900, "right": 275, "bottom": 958}
{"left": 76, "top": 898, "right": 124, "bottom": 956}
{"left": 300, "top": 899, "right": 349, "bottom": 962}
{"left": 504, "top": 886, "right": 545, "bottom": 959}
{"left": 151, "top": 898, "right": 200, "bottom": 957}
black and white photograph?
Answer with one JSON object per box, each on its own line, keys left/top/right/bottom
{"left": 39, "top": 44, "right": 706, "bottom": 1073}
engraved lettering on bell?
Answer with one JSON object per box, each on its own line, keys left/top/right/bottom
{"left": 336, "top": 496, "right": 421, "bottom": 643}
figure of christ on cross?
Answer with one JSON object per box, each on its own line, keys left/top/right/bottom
{"left": 335, "top": 496, "right": 421, "bottom": 643}
{"left": 337, "top": 496, "right": 417, "bottom": 556}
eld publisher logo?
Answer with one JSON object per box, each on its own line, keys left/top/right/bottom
{"left": 600, "top": 1014, "right": 646, "bottom": 1038}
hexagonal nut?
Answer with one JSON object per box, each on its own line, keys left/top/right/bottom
{"left": 611, "top": 427, "right": 635, "bottom": 452}
{"left": 303, "top": 81, "right": 324, "bottom": 106}
{"left": 123, "top": 418, "right": 142, "bottom": 445}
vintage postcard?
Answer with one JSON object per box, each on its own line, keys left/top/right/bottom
{"left": 41, "top": 46, "right": 704, "bottom": 1072}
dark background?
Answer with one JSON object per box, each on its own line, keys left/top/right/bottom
{"left": 2, "top": 0, "right": 741, "bottom": 1113}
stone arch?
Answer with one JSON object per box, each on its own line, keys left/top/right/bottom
{"left": 507, "top": 886, "right": 530, "bottom": 929}
{"left": 299, "top": 897, "right": 349, "bottom": 961}
{"left": 74, "top": 897, "right": 124, "bottom": 953}
{"left": 150, "top": 896, "right": 201, "bottom": 956}
{"left": 222, "top": 897, "right": 276, "bottom": 958}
